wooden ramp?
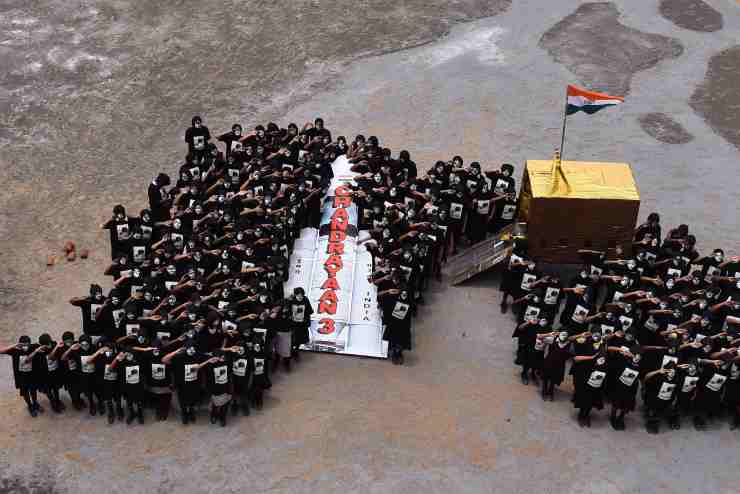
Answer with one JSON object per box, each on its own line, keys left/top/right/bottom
{"left": 443, "top": 224, "right": 522, "bottom": 285}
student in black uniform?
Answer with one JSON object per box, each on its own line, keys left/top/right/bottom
{"left": 1, "top": 336, "right": 45, "bottom": 417}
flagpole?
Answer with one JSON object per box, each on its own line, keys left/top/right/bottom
{"left": 559, "top": 86, "right": 568, "bottom": 162}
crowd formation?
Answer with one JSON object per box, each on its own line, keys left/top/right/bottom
{"left": 2, "top": 116, "right": 519, "bottom": 426}
{"left": 503, "top": 215, "right": 740, "bottom": 432}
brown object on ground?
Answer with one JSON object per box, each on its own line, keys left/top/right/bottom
{"left": 46, "top": 255, "right": 55, "bottom": 266}
{"left": 638, "top": 113, "right": 694, "bottom": 144}
{"left": 518, "top": 159, "right": 640, "bottom": 264}
{"left": 80, "top": 249, "right": 89, "bottom": 259}
{"left": 66, "top": 250, "right": 76, "bottom": 262}
{"left": 63, "top": 241, "right": 76, "bottom": 254}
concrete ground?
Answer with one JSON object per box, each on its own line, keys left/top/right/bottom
{"left": 1, "top": 1, "right": 740, "bottom": 492}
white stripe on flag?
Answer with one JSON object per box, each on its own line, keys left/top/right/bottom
{"left": 567, "top": 95, "right": 622, "bottom": 107}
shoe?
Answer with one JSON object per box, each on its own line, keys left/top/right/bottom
{"left": 646, "top": 421, "right": 659, "bottom": 434}
{"left": 210, "top": 409, "right": 217, "bottom": 424}
{"left": 731, "top": 418, "right": 740, "bottom": 431}
{"left": 34, "top": 403, "right": 44, "bottom": 414}
{"left": 693, "top": 416, "right": 706, "bottom": 431}
{"left": 231, "top": 401, "right": 239, "bottom": 417}
{"left": 521, "top": 373, "right": 529, "bottom": 385}
{"left": 117, "top": 406, "right": 125, "bottom": 421}
{"left": 500, "top": 302, "right": 508, "bottom": 314}
{"left": 397, "top": 353, "right": 404, "bottom": 366}
{"left": 28, "top": 405, "right": 38, "bottom": 418}
{"left": 669, "top": 418, "right": 680, "bottom": 430}
{"left": 58, "top": 400, "right": 66, "bottom": 411}
{"left": 220, "top": 412, "right": 226, "bottom": 427}
{"left": 242, "top": 405, "right": 250, "bottom": 417}
{"left": 73, "top": 399, "right": 86, "bottom": 411}
{"left": 548, "top": 393, "right": 555, "bottom": 402}
{"left": 107, "top": 404, "right": 116, "bottom": 425}
{"left": 293, "top": 350, "right": 301, "bottom": 362}
{"left": 182, "top": 411, "right": 189, "bottom": 425}
{"left": 610, "top": 416, "right": 619, "bottom": 431}
{"left": 126, "top": 410, "right": 136, "bottom": 425}
{"left": 584, "top": 415, "right": 591, "bottom": 428}
{"left": 89, "top": 401, "right": 97, "bottom": 416}
{"left": 189, "top": 409, "right": 196, "bottom": 423}
{"left": 617, "top": 416, "right": 626, "bottom": 431}
{"left": 137, "top": 408, "right": 144, "bottom": 425}
{"left": 531, "top": 375, "right": 539, "bottom": 386}
{"left": 284, "top": 358, "right": 291, "bottom": 373}
{"left": 578, "top": 415, "right": 586, "bottom": 427}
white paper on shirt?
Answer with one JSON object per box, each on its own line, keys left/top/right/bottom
{"left": 125, "top": 365, "right": 140, "bottom": 384}
{"left": 587, "top": 370, "right": 606, "bottom": 388}
{"left": 193, "top": 135, "right": 205, "bottom": 150}
{"left": 544, "top": 287, "right": 560, "bottom": 305}
{"left": 90, "top": 303, "right": 102, "bottom": 320}
{"left": 46, "top": 356, "right": 58, "bottom": 372}
{"left": 81, "top": 355, "right": 94, "bottom": 374}
{"left": 214, "top": 365, "right": 228, "bottom": 385}
{"left": 392, "top": 301, "right": 410, "bottom": 320}
{"left": 706, "top": 373, "right": 727, "bottom": 392}
{"left": 661, "top": 355, "right": 678, "bottom": 369}
{"left": 104, "top": 364, "right": 117, "bottom": 381}
{"left": 681, "top": 376, "right": 698, "bottom": 393}
{"left": 619, "top": 316, "right": 634, "bottom": 330}
{"left": 184, "top": 364, "right": 198, "bottom": 382}
{"left": 572, "top": 305, "right": 589, "bottom": 323}
{"left": 116, "top": 223, "right": 130, "bottom": 241}
{"left": 18, "top": 356, "right": 32, "bottom": 373}
{"left": 133, "top": 246, "right": 146, "bottom": 263}
{"left": 254, "top": 358, "right": 265, "bottom": 375}
{"left": 524, "top": 305, "right": 540, "bottom": 323}
{"left": 233, "top": 359, "right": 248, "bottom": 377}
{"left": 292, "top": 304, "right": 306, "bottom": 323}
{"left": 450, "top": 202, "right": 463, "bottom": 220}
{"left": 705, "top": 265, "right": 719, "bottom": 283}
{"left": 476, "top": 200, "right": 490, "bottom": 215}
{"left": 521, "top": 273, "right": 537, "bottom": 291}
{"left": 658, "top": 382, "right": 676, "bottom": 400}
{"left": 126, "top": 323, "right": 140, "bottom": 336}
{"left": 501, "top": 204, "right": 516, "bottom": 220}
{"left": 112, "top": 309, "right": 125, "bottom": 327}
{"left": 619, "top": 368, "right": 639, "bottom": 387}
{"left": 151, "top": 363, "right": 165, "bottom": 381}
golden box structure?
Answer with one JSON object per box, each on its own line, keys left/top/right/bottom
{"left": 518, "top": 159, "right": 640, "bottom": 264}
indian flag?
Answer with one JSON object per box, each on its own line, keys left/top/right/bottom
{"left": 566, "top": 84, "right": 624, "bottom": 115}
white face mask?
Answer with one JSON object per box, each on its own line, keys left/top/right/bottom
{"left": 186, "top": 348, "right": 196, "bottom": 356}
{"left": 296, "top": 295, "right": 304, "bottom": 302}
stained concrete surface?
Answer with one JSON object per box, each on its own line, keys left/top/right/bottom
{"left": 659, "top": 0, "right": 724, "bottom": 32}
{"left": 638, "top": 112, "right": 694, "bottom": 144}
{"left": 1, "top": 1, "right": 740, "bottom": 493}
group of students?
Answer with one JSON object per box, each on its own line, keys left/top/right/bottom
{"left": 2, "top": 115, "right": 519, "bottom": 424}
{"left": 504, "top": 214, "right": 740, "bottom": 433}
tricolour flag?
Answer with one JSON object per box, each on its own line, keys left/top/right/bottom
{"left": 566, "top": 84, "right": 624, "bottom": 115}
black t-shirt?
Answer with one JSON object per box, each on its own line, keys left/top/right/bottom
{"left": 185, "top": 125, "right": 211, "bottom": 153}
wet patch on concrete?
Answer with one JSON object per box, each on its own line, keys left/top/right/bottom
{"left": 659, "top": 0, "right": 723, "bottom": 33}
{"left": 539, "top": 2, "right": 683, "bottom": 95}
{"left": 638, "top": 112, "right": 693, "bottom": 144}
{"left": 690, "top": 45, "right": 740, "bottom": 150}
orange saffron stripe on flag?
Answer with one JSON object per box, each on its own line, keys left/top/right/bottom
{"left": 567, "top": 84, "right": 624, "bottom": 102}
